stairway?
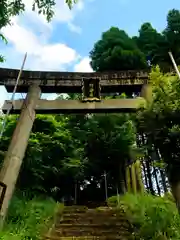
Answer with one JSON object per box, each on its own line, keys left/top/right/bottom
{"left": 43, "top": 205, "right": 134, "bottom": 240}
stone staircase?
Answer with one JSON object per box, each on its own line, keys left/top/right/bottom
{"left": 43, "top": 205, "right": 134, "bottom": 240}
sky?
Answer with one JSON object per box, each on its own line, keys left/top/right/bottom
{"left": 0, "top": 0, "right": 180, "bottom": 106}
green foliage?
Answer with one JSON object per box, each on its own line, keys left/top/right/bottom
{"left": 90, "top": 8, "right": 180, "bottom": 71}
{"left": 164, "top": 192, "right": 175, "bottom": 203}
{"left": 164, "top": 9, "right": 180, "bottom": 64}
{"left": 0, "top": 111, "right": 136, "bottom": 201}
{"left": 135, "top": 23, "right": 168, "bottom": 68}
{"left": 109, "top": 194, "right": 180, "bottom": 240}
{"left": 107, "top": 195, "right": 120, "bottom": 207}
{"left": 137, "top": 67, "right": 180, "bottom": 187}
{"left": 0, "top": 196, "right": 61, "bottom": 239}
{"left": 90, "top": 27, "right": 147, "bottom": 71}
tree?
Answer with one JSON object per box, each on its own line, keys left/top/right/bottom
{"left": 136, "top": 66, "right": 180, "bottom": 210}
{"left": 84, "top": 111, "right": 136, "bottom": 195}
{"left": 134, "top": 23, "right": 168, "bottom": 69}
{"left": 0, "top": 115, "right": 75, "bottom": 198}
{"left": 163, "top": 9, "right": 180, "bottom": 66}
{"left": 90, "top": 27, "right": 148, "bottom": 71}
{"left": 132, "top": 9, "right": 180, "bottom": 71}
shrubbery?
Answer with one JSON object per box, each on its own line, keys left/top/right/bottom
{"left": 108, "top": 193, "right": 180, "bottom": 240}
{"left": 0, "top": 196, "right": 61, "bottom": 240}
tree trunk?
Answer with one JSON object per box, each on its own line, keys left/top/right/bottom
{"left": 125, "top": 166, "right": 131, "bottom": 192}
{"left": 146, "top": 159, "right": 155, "bottom": 195}
{"left": 153, "top": 166, "right": 161, "bottom": 196}
{"left": 119, "top": 165, "right": 126, "bottom": 194}
{"left": 131, "top": 163, "right": 137, "bottom": 194}
{"left": 135, "top": 160, "right": 144, "bottom": 194}
{"left": 154, "top": 146, "right": 168, "bottom": 194}
{"left": 142, "top": 160, "right": 149, "bottom": 190}
{"left": 160, "top": 169, "right": 168, "bottom": 194}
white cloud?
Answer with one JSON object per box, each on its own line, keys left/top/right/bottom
{"left": 53, "top": 0, "right": 84, "bottom": 33}
{"left": 0, "top": 0, "right": 87, "bottom": 71}
{"left": 74, "top": 57, "right": 93, "bottom": 72}
{"left": 30, "top": 43, "right": 79, "bottom": 70}
{"left": 1, "top": 14, "right": 79, "bottom": 71}
{"left": 21, "top": 0, "right": 84, "bottom": 33}
{"left": 2, "top": 18, "right": 40, "bottom": 55}
{"left": 68, "top": 22, "right": 82, "bottom": 34}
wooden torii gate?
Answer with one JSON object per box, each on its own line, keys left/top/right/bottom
{"left": 0, "top": 67, "right": 151, "bottom": 224}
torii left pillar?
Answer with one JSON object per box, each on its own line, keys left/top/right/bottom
{"left": 0, "top": 84, "right": 41, "bottom": 227}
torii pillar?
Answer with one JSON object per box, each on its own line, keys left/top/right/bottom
{"left": 0, "top": 83, "right": 41, "bottom": 227}
{"left": 141, "top": 83, "right": 152, "bottom": 105}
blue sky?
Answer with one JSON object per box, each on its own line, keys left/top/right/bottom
{"left": 0, "top": 0, "right": 180, "bottom": 105}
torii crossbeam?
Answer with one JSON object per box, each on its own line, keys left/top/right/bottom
{"left": 1, "top": 68, "right": 149, "bottom": 114}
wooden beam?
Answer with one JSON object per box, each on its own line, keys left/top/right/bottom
{"left": 0, "top": 67, "right": 149, "bottom": 93}
{"left": 2, "top": 98, "right": 146, "bottom": 114}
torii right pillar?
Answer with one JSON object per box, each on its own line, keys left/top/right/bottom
{"left": 0, "top": 84, "right": 41, "bottom": 228}
{"left": 141, "top": 83, "right": 153, "bottom": 105}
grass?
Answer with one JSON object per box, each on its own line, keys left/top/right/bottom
{"left": 0, "top": 195, "right": 63, "bottom": 240}
{"left": 108, "top": 193, "right": 180, "bottom": 240}
{"left": 0, "top": 192, "right": 179, "bottom": 239}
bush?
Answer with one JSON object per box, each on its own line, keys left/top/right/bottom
{"left": 164, "top": 191, "right": 175, "bottom": 203}
{"left": 108, "top": 195, "right": 121, "bottom": 207}
{"left": 0, "top": 195, "right": 62, "bottom": 240}
{"left": 108, "top": 193, "right": 180, "bottom": 240}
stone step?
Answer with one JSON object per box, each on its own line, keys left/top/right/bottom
{"left": 54, "top": 228, "right": 130, "bottom": 237}
{"left": 42, "top": 206, "right": 132, "bottom": 240}
{"left": 61, "top": 214, "right": 126, "bottom": 219}
{"left": 64, "top": 206, "right": 88, "bottom": 210}
{"left": 63, "top": 206, "right": 88, "bottom": 213}
{"left": 63, "top": 209, "right": 88, "bottom": 214}
{"left": 55, "top": 223, "right": 130, "bottom": 229}
{"left": 57, "top": 217, "right": 130, "bottom": 224}
{"left": 43, "top": 235, "right": 130, "bottom": 240}
{"left": 53, "top": 231, "right": 130, "bottom": 238}
{"left": 61, "top": 212, "right": 125, "bottom": 218}
{"left": 60, "top": 216, "right": 126, "bottom": 223}
{"left": 59, "top": 218, "right": 129, "bottom": 225}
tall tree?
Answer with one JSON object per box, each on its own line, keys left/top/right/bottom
{"left": 163, "top": 9, "right": 180, "bottom": 65}
{"left": 134, "top": 23, "right": 168, "bottom": 68}
{"left": 90, "top": 27, "right": 147, "bottom": 71}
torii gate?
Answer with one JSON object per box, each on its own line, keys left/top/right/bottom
{"left": 0, "top": 67, "right": 151, "bottom": 224}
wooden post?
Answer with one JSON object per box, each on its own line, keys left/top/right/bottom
{"left": 126, "top": 166, "right": 131, "bottom": 192}
{"left": 131, "top": 163, "right": 137, "bottom": 194}
{"left": 135, "top": 160, "right": 144, "bottom": 194}
{"left": 141, "top": 84, "right": 152, "bottom": 105}
{"left": 104, "top": 171, "right": 108, "bottom": 202}
{"left": 0, "top": 84, "right": 41, "bottom": 227}
{"left": 168, "top": 52, "right": 180, "bottom": 80}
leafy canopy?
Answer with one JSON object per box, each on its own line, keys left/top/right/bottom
{"left": 90, "top": 27, "right": 148, "bottom": 71}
